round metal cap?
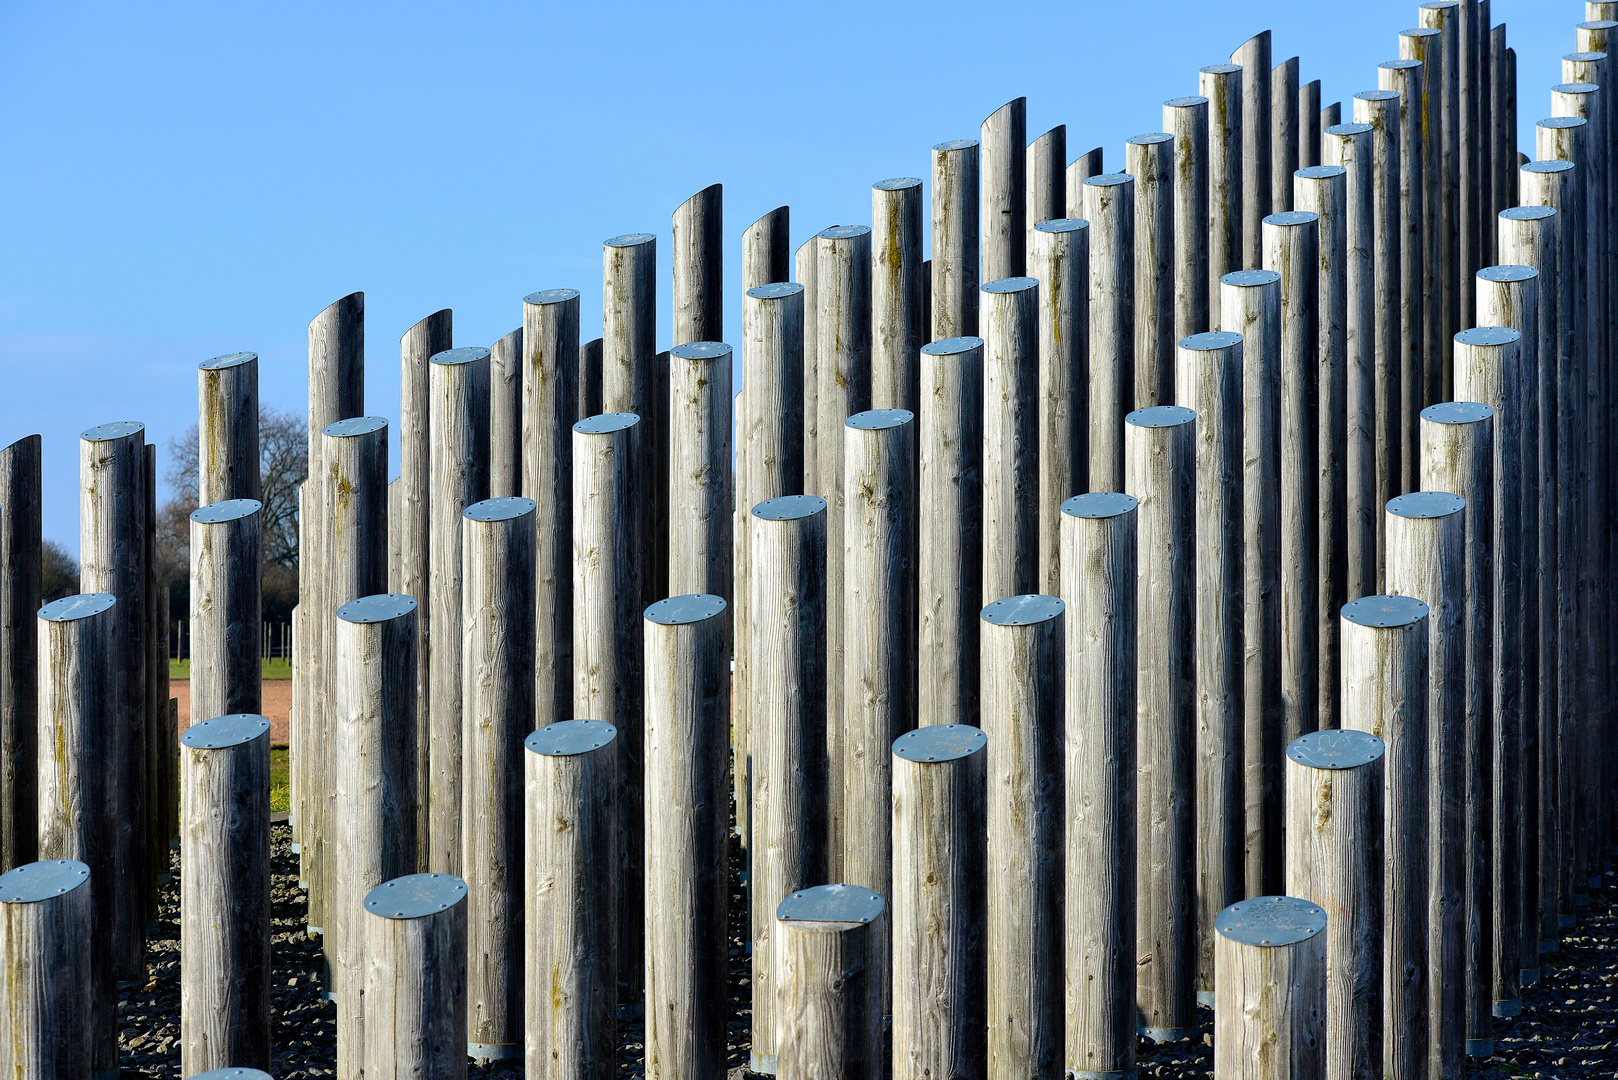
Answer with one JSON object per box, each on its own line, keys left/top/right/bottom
{"left": 200, "top": 351, "right": 256, "bottom": 370}
{"left": 933, "top": 138, "right": 979, "bottom": 152}
{"left": 646, "top": 594, "right": 727, "bottom": 626}
{"left": 893, "top": 724, "right": 986, "bottom": 763}
{"left": 981, "top": 594, "right": 1064, "bottom": 626}
{"left": 1421, "top": 401, "right": 1493, "bottom": 425}
{"left": 0, "top": 859, "right": 89, "bottom": 903}
{"left": 983, "top": 276, "right": 1038, "bottom": 294}
{"left": 189, "top": 1070, "right": 275, "bottom": 1080}
{"left": 39, "top": 593, "right": 115, "bottom": 622}
{"left": 364, "top": 873, "right": 468, "bottom": 920}
{"left": 753, "top": 494, "right": 826, "bottom": 521}
{"left": 670, "top": 341, "right": 731, "bottom": 360}
{"left": 1355, "top": 89, "right": 1401, "bottom": 102}
{"left": 605, "top": 232, "right": 655, "bottom": 247}
{"left": 874, "top": 177, "right": 922, "bottom": 191}
{"left": 1287, "top": 729, "right": 1386, "bottom": 770}
{"left": 526, "top": 719, "right": 618, "bottom": 757}
{"left": 1342, "top": 594, "right": 1429, "bottom": 628}
{"left": 1456, "top": 325, "right": 1521, "bottom": 347}
{"left": 1478, "top": 264, "right": 1538, "bottom": 283}
{"left": 1062, "top": 492, "right": 1138, "bottom": 519}
{"left": 1222, "top": 268, "right": 1281, "bottom": 288}
{"left": 1536, "top": 117, "right": 1588, "bottom": 131}
{"left": 1502, "top": 204, "right": 1558, "bottom": 222}
{"left": 81, "top": 420, "right": 143, "bottom": 442}
{"left": 1085, "top": 172, "right": 1133, "bottom": 188}
{"left": 819, "top": 224, "right": 870, "bottom": 241}
{"left": 1127, "top": 132, "right": 1173, "bottom": 145}
{"left": 1165, "top": 95, "right": 1208, "bottom": 108}
{"left": 575, "top": 412, "right": 640, "bottom": 435}
{"left": 1035, "top": 218, "right": 1088, "bottom": 234}
{"left": 1200, "top": 63, "right": 1241, "bottom": 75}
{"left": 430, "top": 346, "right": 490, "bottom": 366}
{"left": 464, "top": 496, "right": 536, "bottom": 522}
{"left": 747, "top": 282, "right": 803, "bottom": 300}
{"left": 777, "top": 883, "right": 885, "bottom": 925}
{"left": 1265, "top": 211, "right": 1319, "bottom": 227}
{"left": 1325, "top": 122, "right": 1373, "bottom": 136}
{"left": 182, "top": 713, "right": 270, "bottom": 751}
{"left": 338, "top": 593, "right": 416, "bottom": 624}
{"left": 1180, "top": 330, "right": 1243, "bottom": 351}
{"left": 1564, "top": 51, "right": 1606, "bottom": 62}
{"left": 1127, "top": 405, "right": 1195, "bottom": 428}
{"left": 1296, "top": 165, "right": 1347, "bottom": 180}
{"left": 1523, "top": 158, "right": 1577, "bottom": 172}
{"left": 323, "top": 416, "right": 387, "bottom": 438}
{"left": 1553, "top": 82, "right": 1600, "bottom": 94}
{"left": 1387, "top": 491, "right": 1465, "bottom": 519}
{"left": 191, "top": 498, "right": 262, "bottom": 524}
{"left": 1380, "top": 58, "right": 1421, "bottom": 70}
{"left": 847, "top": 409, "right": 913, "bottom": 431}
{"left": 922, "top": 336, "right": 984, "bottom": 356}
{"left": 1216, "top": 896, "right": 1327, "bottom": 947}
{"left": 524, "top": 288, "right": 580, "bottom": 306}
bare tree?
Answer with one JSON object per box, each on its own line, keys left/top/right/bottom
{"left": 41, "top": 539, "right": 77, "bottom": 603}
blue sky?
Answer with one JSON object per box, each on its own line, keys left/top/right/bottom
{"left": 0, "top": 0, "right": 1576, "bottom": 547}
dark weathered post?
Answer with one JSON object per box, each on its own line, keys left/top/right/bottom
{"left": 198, "top": 351, "right": 260, "bottom": 504}
{"left": 1065, "top": 146, "right": 1105, "bottom": 214}
{"left": 489, "top": 327, "right": 524, "bottom": 499}
{"left": 1380, "top": 60, "right": 1427, "bottom": 493}
{"left": 0, "top": 435, "right": 40, "bottom": 871}
{"left": 873, "top": 178, "right": 925, "bottom": 414}
{"left": 0, "top": 859, "right": 91, "bottom": 1079}
{"left": 776, "top": 885, "right": 885, "bottom": 1080}
{"left": 1200, "top": 64, "right": 1242, "bottom": 323}
{"left": 981, "top": 276, "right": 1038, "bottom": 603}
{"left": 673, "top": 183, "right": 722, "bottom": 345}
{"left": 1030, "top": 218, "right": 1089, "bottom": 597}
{"left": 1401, "top": 24, "right": 1448, "bottom": 405}
{"left": 363, "top": 873, "right": 469, "bottom": 1079}
{"left": 668, "top": 341, "right": 733, "bottom": 602}
{"left": 743, "top": 206, "right": 791, "bottom": 292}
{"left": 1300, "top": 79, "right": 1322, "bottom": 167}
{"left": 982, "top": 98, "right": 1027, "bottom": 281}
{"left": 1213, "top": 896, "right": 1328, "bottom": 1080}
{"left": 189, "top": 499, "right": 263, "bottom": 725}
{"left": 1165, "top": 97, "right": 1210, "bottom": 340}
{"left": 1415, "top": 6, "right": 1459, "bottom": 391}
{"left": 1273, "top": 56, "right": 1300, "bottom": 213}
{"left": 932, "top": 140, "right": 981, "bottom": 340}
{"left": 1232, "top": 32, "right": 1274, "bottom": 268}
{"left": 1083, "top": 173, "right": 1136, "bottom": 491}
{"left": 1130, "top": 132, "right": 1176, "bottom": 406}
{"left": 1027, "top": 125, "right": 1067, "bottom": 244}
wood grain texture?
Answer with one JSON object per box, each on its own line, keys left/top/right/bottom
{"left": 1082, "top": 174, "right": 1135, "bottom": 492}
{"left": 1400, "top": 28, "right": 1448, "bottom": 407}
{"left": 0, "top": 860, "right": 91, "bottom": 1078}
{"left": 872, "top": 178, "right": 925, "bottom": 415}
{"left": 142, "top": 441, "right": 160, "bottom": 920}
{"left": 1164, "top": 98, "right": 1209, "bottom": 341}
{"left": 1412, "top": 13, "right": 1457, "bottom": 396}
{"left": 1064, "top": 146, "right": 1104, "bottom": 218}
{"left": 743, "top": 206, "right": 791, "bottom": 293}
{"left": 1232, "top": 32, "right": 1273, "bottom": 268}
{"left": 1026, "top": 126, "right": 1066, "bottom": 248}
{"left": 1213, "top": 897, "right": 1327, "bottom": 1080}
{"left": 798, "top": 240, "right": 819, "bottom": 494}
{"left": 364, "top": 875, "right": 470, "bottom": 1080}
{"left": 1200, "top": 65, "right": 1242, "bottom": 323}
{"left": 190, "top": 500, "right": 263, "bottom": 726}
{"left": 981, "top": 98, "right": 1027, "bottom": 281}
{"left": 0, "top": 434, "right": 40, "bottom": 871}
{"left": 603, "top": 232, "right": 662, "bottom": 616}
{"left": 673, "top": 183, "right": 723, "bottom": 346}
{"left": 931, "top": 140, "right": 980, "bottom": 340}
{"left": 489, "top": 327, "right": 524, "bottom": 500}
{"left": 1130, "top": 134, "right": 1176, "bottom": 408}
{"left": 1379, "top": 61, "right": 1427, "bottom": 495}
{"left": 198, "top": 352, "right": 260, "bottom": 505}
{"left": 981, "top": 277, "right": 1039, "bottom": 604}
{"left": 1299, "top": 80, "right": 1321, "bottom": 169}
{"left": 668, "top": 342, "right": 733, "bottom": 601}
{"left": 1030, "top": 220, "right": 1088, "bottom": 596}
{"left": 1060, "top": 494, "right": 1137, "bottom": 1078}
{"left": 776, "top": 887, "right": 885, "bottom": 1080}
{"left": 1272, "top": 57, "right": 1299, "bottom": 214}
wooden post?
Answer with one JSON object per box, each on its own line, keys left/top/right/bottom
{"left": 1273, "top": 57, "right": 1299, "bottom": 213}
{"left": 1164, "top": 97, "right": 1210, "bottom": 341}
{"left": 1419, "top": 401, "right": 1495, "bottom": 1057}
{"left": 982, "top": 98, "right": 1027, "bottom": 281}
{"left": 1031, "top": 220, "right": 1088, "bottom": 595}
{"left": 1028, "top": 125, "right": 1067, "bottom": 244}
{"left": 1201, "top": 64, "right": 1243, "bottom": 322}
{"left": 1125, "top": 406, "right": 1196, "bottom": 1041}
{"left": 1222, "top": 269, "right": 1283, "bottom": 896}
{"left": 1232, "top": 31, "right": 1273, "bottom": 268}
{"left": 0, "top": 859, "right": 92, "bottom": 1078}
{"left": 918, "top": 337, "right": 984, "bottom": 729}
{"left": 982, "top": 276, "right": 1038, "bottom": 603}
{"left": 198, "top": 351, "right": 260, "bottom": 504}
{"left": 1401, "top": 25, "right": 1447, "bottom": 408}
{"left": 1284, "top": 730, "right": 1386, "bottom": 1080}
{"left": 1130, "top": 132, "right": 1175, "bottom": 408}
{"left": 579, "top": 337, "right": 604, "bottom": 421}
{"left": 1061, "top": 492, "right": 1138, "bottom": 1078}
{"left": 1385, "top": 491, "right": 1466, "bottom": 1080}
{"left": 980, "top": 593, "right": 1063, "bottom": 1074}
{"left": 0, "top": 435, "right": 40, "bottom": 871}
{"left": 142, "top": 440, "right": 160, "bottom": 920}
{"left": 1323, "top": 123, "right": 1377, "bottom": 601}
{"left": 1065, "top": 146, "right": 1105, "bottom": 215}
{"left": 363, "top": 873, "right": 469, "bottom": 1079}
{"left": 1415, "top": 7, "right": 1459, "bottom": 394}
{"left": 1295, "top": 166, "right": 1348, "bottom": 729}
{"left": 1340, "top": 593, "right": 1430, "bottom": 1080}
{"left": 798, "top": 240, "right": 820, "bottom": 492}
{"left": 1083, "top": 173, "right": 1136, "bottom": 492}
{"left": 180, "top": 713, "right": 271, "bottom": 1074}
{"left": 668, "top": 341, "right": 733, "bottom": 603}
{"left": 37, "top": 593, "right": 118, "bottom": 1076}
{"left": 1213, "top": 896, "right": 1328, "bottom": 1080}
{"left": 189, "top": 499, "right": 263, "bottom": 725}
{"left": 932, "top": 139, "right": 980, "bottom": 339}
{"left": 892, "top": 724, "right": 987, "bottom": 1080}
{"left": 1379, "top": 60, "right": 1426, "bottom": 494}
{"left": 79, "top": 419, "right": 147, "bottom": 978}
{"left": 429, "top": 348, "right": 490, "bottom": 877}
{"left": 572, "top": 412, "right": 645, "bottom": 1011}
{"left": 673, "top": 183, "right": 722, "bottom": 345}
{"left": 843, "top": 410, "right": 915, "bottom": 915}
{"left": 523, "top": 289, "right": 579, "bottom": 737}
{"left": 489, "top": 326, "right": 524, "bottom": 500}
{"left": 603, "top": 231, "right": 662, "bottom": 606}
{"left": 873, "top": 177, "right": 925, "bottom": 414}
{"left": 743, "top": 206, "right": 790, "bottom": 292}
{"left": 1321, "top": 102, "right": 1341, "bottom": 129}
{"left": 1300, "top": 79, "right": 1322, "bottom": 167}
{"left": 525, "top": 721, "right": 618, "bottom": 1080}
{"left": 748, "top": 494, "right": 828, "bottom": 1075}
{"left": 332, "top": 593, "right": 418, "bottom": 1079}
{"left": 644, "top": 594, "right": 729, "bottom": 1080}
{"left": 776, "top": 885, "right": 885, "bottom": 1080}
{"left": 1174, "top": 331, "right": 1244, "bottom": 1000}
{"left": 1264, "top": 212, "right": 1320, "bottom": 750}
{"left": 1455, "top": 0, "right": 1480, "bottom": 309}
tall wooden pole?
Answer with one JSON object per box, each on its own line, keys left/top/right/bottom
{"left": 982, "top": 276, "right": 1038, "bottom": 603}
{"left": 1273, "top": 56, "right": 1299, "bottom": 214}
{"left": 489, "top": 327, "right": 524, "bottom": 499}
{"left": 1213, "top": 896, "right": 1329, "bottom": 1080}
{"left": 1300, "top": 79, "right": 1322, "bottom": 167}
{"left": 798, "top": 240, "right": 819, "bottom": 494}
{"left": 1065, "top": 146, "right": 1105, "bottom": 216}
{"left": 1028, "top": 125, "right": 1067, "bottom": 245}
{"left": 1130, "top": 132, "right": 1176, "bottom": 407}
{"left": 603, "top": 231, "right": 661, "bottom": 605}
{"left": 1416, "top": 6, "right": 1459, "bottom": 394}
{"left": 982, "top": 98, "right": 1027, "bottom": 281}
{"left": 673, "top": 183, "right": 722, "bottom": 346}
{"left": 668, "top": 340, "right": 733, "bottom": 601}
{"left": 1380, "top": 60, "right": 1426, "bottom": 493}
{"left": 743, "top": 206, "right": 790, "bottom": 292}
{"left": 1401, "top": 26, "right": 1447, "bottom": 409}
{"left": 1031, "top": 220, "right": 1088, "bottom": 595}
{"left": 776, "top": 885, "right": 885, "bottom": 1080}
{"left": 1165, "top": 97, "right": 1210, "bottom": 341}
{"left": 189, "top": 498, "right": 263, "bottom": 724}
{"left": 1232, "top": 32, "right": 1273, "bottom": 269}
{"left": 0, "top": 434, "right": 38, "bottom": 872}
{"left": 932, "top": 140, "right": 981, "bottom": 340}
{"left": 1083, "top": 173, "right": 1136, "bottom": 492}
{"left": 198, "top": 351, "right": 260, "bottom": 504}
{"left": 873, "top": 177, "right": 925, "bottom": 414}
{"left": 1201, "top": 64, "right": 1243, "bottom": 323}
{"left": 0, "top": 859, "right": 92, "bottom": 1078}
{"left": 363, "top": 873, "right": 469, "bottom": 1079}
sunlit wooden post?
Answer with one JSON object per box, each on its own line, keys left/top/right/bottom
{"left": 0, "top": 859, "right": 92, "bottom": 1078}
{"left": 1380, "top": 59, "right": 1426, "bottom": 493}
{"left": 932, "top": 139, "right": 981, "bottom": 340}
{"left": 489, "top": 327, "right": 523, "bottom": 499}
{"left": 363, "top": 873, "right": 469, "bottom": 1078}
{"left": 873, "top": 177, "right": 925, "bottom": 414}
{"left": 982, "top": 98, "right": 1028, "bottom": 280}
{"left": 1401, "top": 25, "right": 1447, "bottom": 405}
{"left": 1273, "top": 56, "right": 1299, "bottom": 213}
{"left": 1083, "top": 172, "right": 1136, "bottom": 491}
{"left": 743, "top": 206, "right": 790, "bottom": 292}
{"left": 1065, "top": 146, "right": 1105, "bottom": 215}
{"left": 1130, "top": 132, "right": 1175, "bottom": 406}
{"left": 1300, "top": 79, "right": 1322, "bottom": 167}
{"left": 1027, "top": 125, "right": 1067, "bottom": 243}
{"left": 1165, "top": 96, "right": 1210, "bottom": 340}
{"left": 1030, "top": 220, "right": 1088, "bottom": 594}
{"left": 776, "top": 884, "right": 885, "bottom": 1080}
{"left": 981, "top": 276, "right": 1039, "bottom": 604}
{"left": 1201, "top": 64, "right": 1243, "bottom": 322}
{"left": 1232, "top": 32, "right": 1273, "bottom": 268}
{"left": 0, "top": 434, "right": 39, "bottom": 874}
{"left": 672, "top": 183, "right": 722, "bottom": 346}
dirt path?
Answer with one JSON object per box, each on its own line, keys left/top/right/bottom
{"left": 172, "top": 678, "right": 291, "bottom": 744}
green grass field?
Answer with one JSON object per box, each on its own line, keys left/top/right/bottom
{"left": 170, "top": 657, "right": 292, "bottom": 681}
{"left": 270, "top": 745, "right": 289, "bottom": 813}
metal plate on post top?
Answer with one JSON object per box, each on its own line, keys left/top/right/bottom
{"left": 670, "top": 341, "right": 731, "bottom": 361}
{"left": 1387, "top": 491, "right": 1465, "bottom": 519}
{"left": 747, "top": 281, "right": 803, "bottom": 301}
{"left": 39, "top": 592, "right": 115, "bottom": 622}
{"left": 1215, "top": 896, "right": 1327, "bottom": 947}
{"left": 0, "top": 859, "right": 89, "bottom": 903}
{"left": 847, "top": 409, "right": 913, "bottom": 431}
{"left": 81, "top": 420, "right": 144, "bottom": 442}
{"left": 464, "top": 496, "right": 536, "bottom": 522}
{"left": 1421, "top": 401, "right": 1493, "bottom": 425}
{"left": 430, "top": 345, "right": 491, "bottom": 366}
{"left": 1127, "top": 405, "right": 1195, "bottom": 429}
{"left": 921, "top": 336, "right": 984, "bottom": 357}
{"left": 777, "top": 883, "right": 885, "bottom": 926}
{"left": 1287, "top": 729, "right": 1386, "bottom": 771}
{"left": 526, "top": 719, "right": 618, "bottom": 758}
{"left": 1341, "top": 594, "right": 1429, "bottom": 628}
{"left": 338, "top": 593, "right": 416, "bottom": 624}
{"left": 189, "top": 1070, "right": 275, "bottom": 1080}
{"left": 190, "top": 498, "right": 262, "bottom": 524}
{"left": 892, "top": 724, "right": 986, "bottom": 763}
{"left": 181, "top": 714, "right": 270, "bottom": 751}
{"left": 574, "top": 412, "right": 640, "bottom": 436}
{"left": 364, "top": 873, "right": 468, "bottom": 921}
{"left": 323, "top": 416, "right": 387, "bottom": 438}
{"left": 753, "top": 494, "right": 826, "bottom": 521}
{"left": 645, "top": 594, "right": 727, "bottom": 626}
{"left": 199, "top": 351, "right": 257, "bottom": 370}
{"left": 981, "top": 594, "right": 1064, "bottom": 627}
{"left": 1062, "top": 492, "right": 1138, "bottom": 519}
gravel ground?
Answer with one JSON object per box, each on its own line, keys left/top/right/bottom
{"left": 116, "top": 825, "right": 1616, "bottom": 1078}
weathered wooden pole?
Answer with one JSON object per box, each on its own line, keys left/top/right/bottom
{"left": 892, "top": 724, "right": 987, "bottom": 1080}
{"left": 982, "top": 276, "right": 1038, "bottom": 603}
{"left": 1130, "top": 132, "right": 1176, "bottom": 407}
{"left": 1273, "top": 56, "right": 1299, "bottom": 214}
{"left": 363, "top": 873, "right": 469, "bottom": 1079}
{"left": 1222, "top": 269, "right": 1283, "bottom": 895}
{"left": 776, "top": 885, "right": 885, "bottom": 1080}
{"left": 1164, "top": 97, "right": 1210, "bottom": 340}
{"left": 579, "top": 337, "right": 604, "bottom": 421}
{"left": 141, "top": 440, "right": 160, "bottom": 920}
{"left": 332, "top": 593, "right": 418, "bottom": 1079}
{"left": 673, "top": 183, "right": 722, "bottom": 345}
{"left": 523, "top": 289, "right": 579, "bottom": 737}
{"left": 79, "top": 420, "right": 147, "bottom": 977}
{"left": 1384, "top": 491, "right": 1465, "bottom": 1080}
{"left": 525, "top": 721, "right": 618, "bottom": 1080}
{"left": 918, "top": 337, "right": 984, "bottom": 729}
{"left": 843, "top": 410, "right": 915, "bottom": 914}
{"left": 1125, "top": 406, "right": 1196, "bottom": 1041}
{"left": 1232, "top": 32, "right": 1273, "bottom": 268}
{"left": 1083, "top": 173, "right": 1136, "bottom": 492}
{"left": 198, "top": 351, "right": 260, "bottom": 504}
{"left": 1300, "top": 79, "right": 1322, "bottom": 167}
{"left": 1321, "top": 101, "right": 1341, "bottom": 129}
{"left": 1213, "top": 896, "right": 1328, "bottom": 1080}
{"left": 1379, "top": 60, "right": 1426, "bottom": 493}
{"left": 1028, "top": 125, "right": 1067, "bottom": 244}
{"left": 0, "top": 859, "right": 92, "bottom": 1077}
{"left": 1061, "top": 492, "right": 1138, "bottom": 1078}
{"left": 603, "top": 231, "right": 661, "bottom": 605}
{"left": 1030, "top": 220, "right": 1088, "bottom": 595}
{"left": 1323, "top": 123, "right": 1377, "bottom": 601}
{"left": 1201, "top": 64, "right": 1243, "bottom": 320}
{"left": 1401, "top": 25, "right": 1448, "bottom": 406}
{"left": 644, "top": 594, "right": 729, "bottom": 1080}
{"left": 1065, "top": 146, "right": 1105, "bottom": 215}
{"left": 1451, "top": 324, "right": 1524, "bottom": 1019}
{"left": 1175, "top": 331, "right": 1244, "bottom": 1000}
{"left": 0, "top": 434, "right": 38, "bottom": 873}
{"left": 1414, "top": 8, "right": 1458, "bottom": 392}
{"left": 932, "top": 139, "right": 980, "bottom": 340}
{"left": 180, "top": 713, "right": 271, "bottom": 1074}
{"left": 189, "top": 499, "right": 263, "bottom": 725}
{"left": 1284, "top": 729, "right": 1386, "bottom": 1080}
{"left": 982, "top": 98, "right": 1027, "bottom": 281}
{"left": 798, "top": 240, "right": 820, "bottom": 491}
{"left": 749, "top": 494, "right": 828, "bottom": 1075}
{"left": 1340, "top": 593, "right": 1430, "bottom": 1080}
{"left": 744, "top": 206, "right": 790, "bottom": 292}
{"left": 1295, "top": 166, "right": 1348, "bottom": 730}
{"left": 873, "top": 177, "right": 925, "bottom": 414}
{"left": 668, "top": 341, "right": 732, "bottom": 602}
{"left": 489, "top": 327, "right": 524, "bottom": 499}
{"left": 37, "top": 592, "right": 118, "bottom": 1076}
{"left": 572, "top": 412, "right": 645, "bottom": 1010}
{"left": 1455, "top": 0, "right": 1480, "bottom": 306}
{"left": 1418, "top": 401, "right": 1495, "bottom": 1058}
